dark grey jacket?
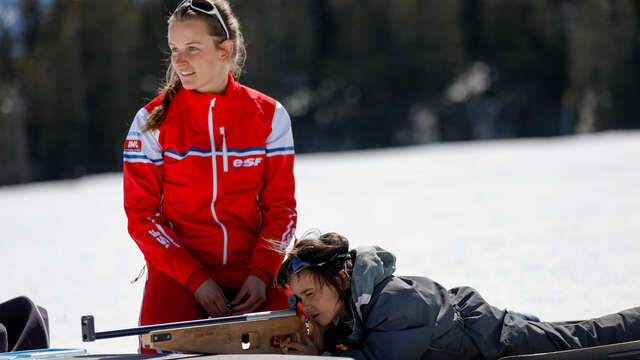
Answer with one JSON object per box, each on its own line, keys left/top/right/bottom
{"left": 326, "top": 246, "right": 640, "bottom": 360}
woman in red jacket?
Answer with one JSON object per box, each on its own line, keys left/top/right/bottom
{"left": 123, "top": 0, "right": 296, "bottom": 350}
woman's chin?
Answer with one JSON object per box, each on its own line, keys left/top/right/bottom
{"left": 180, "top": 82, "right": 195, "bottom": 90}
{"left": 177, "top": 76, "right": 198, "bottom": 89}
{"left": 313, "top": 317, "right": 331, "bottom": 327}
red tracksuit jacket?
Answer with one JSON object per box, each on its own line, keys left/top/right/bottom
{"left": 123, "top": 74, "right": 296, "bottom": 294}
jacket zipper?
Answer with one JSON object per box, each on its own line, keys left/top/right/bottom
{"left": 207, "top": 98, "right": 229, "bottom": 265}
{"left": 220, "top": 126, "right": 229, "bottom": 172}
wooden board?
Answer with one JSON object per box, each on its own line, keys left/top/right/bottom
{"left": 141, "top": 316, "right": 325, "bottom": 355}
{"left": 498, "top": 340, "right": 640, "bottom": 360}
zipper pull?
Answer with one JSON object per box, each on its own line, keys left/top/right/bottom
{"left": 220, "top": 126, "right": 228, "bottom": 172}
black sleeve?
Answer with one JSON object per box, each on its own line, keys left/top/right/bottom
{"left": 338, "top": 287, "right": 440, "bottom": 360}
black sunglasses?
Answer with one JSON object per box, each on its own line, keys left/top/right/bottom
{"left": 174, "top": 0, "right": 230, "bottom": 40}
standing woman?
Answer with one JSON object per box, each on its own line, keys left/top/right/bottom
{"left": 123, "top": 0, "right": 296, "bottom": 350}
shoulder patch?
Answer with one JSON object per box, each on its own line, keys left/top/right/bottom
{"left": 123, "top": 108, "right": 163, "bottom": 165}
{"left": 124, "top": 139, "right": 142, "bottom": 152}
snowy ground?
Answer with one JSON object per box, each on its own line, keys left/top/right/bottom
{"left": 1, "top": 131, "right": 639, "bottom": 354}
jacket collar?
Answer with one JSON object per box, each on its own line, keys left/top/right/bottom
{"left": 181, "top": 72, "right": 238, "bottom": 107}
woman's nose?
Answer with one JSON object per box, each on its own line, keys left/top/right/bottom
{"left": 302, "top": 302, "right": 312, "bottom": 313}
{"left": 172, "top": 51, "right": 186, "bottom": 64}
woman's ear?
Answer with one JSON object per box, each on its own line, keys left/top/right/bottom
{"left": 337, "top": 270, "right": 351, "bottom": 290}
{"left": 219, "top": 39, "right": 234, "bottom": 61}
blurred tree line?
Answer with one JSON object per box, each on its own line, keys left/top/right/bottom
{"left": 1, "top": 0, "right": 639, "bottom": 185}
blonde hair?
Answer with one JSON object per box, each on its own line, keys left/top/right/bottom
{"left": 142, "top": 0, "right": 246, "bottom": 132}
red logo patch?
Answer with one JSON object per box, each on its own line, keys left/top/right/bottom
{"left": 125, "top": 139, "right": 141, "bottom": 150}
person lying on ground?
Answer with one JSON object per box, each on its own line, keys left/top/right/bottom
{"left": 275, "top": 231, "right": 640, "bottom": 359}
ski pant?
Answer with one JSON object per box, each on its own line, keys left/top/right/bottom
{"left": 138, "top": 267, "right": 289, "bottom": 354}
{"left": 449, "top": 287, "right": 640, "bottom": 360}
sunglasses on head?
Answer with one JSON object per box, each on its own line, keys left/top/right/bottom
{"left": 289, "top": 252, "right": 350, "bottom": 274}
{"left": 174, "top": 0, "right": 230, "bottom": 40}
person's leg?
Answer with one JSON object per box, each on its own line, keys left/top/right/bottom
{"left": 451, "top": 286, "right": 640, "bottom": 358}
{"left": 139, "top": 268, "right": 206, "bottom": 354}
{"left": 448, "top": 286, "right": 512, "bottom": 359}
{"left": 501, "top": 306, "right": 640, "bottom": 356}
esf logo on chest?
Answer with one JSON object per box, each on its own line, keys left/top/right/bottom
{"left": 233, "top": 157, "right": 263, "bottom": 168}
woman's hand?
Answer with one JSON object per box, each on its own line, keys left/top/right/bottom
{"left": 230, "top": 275, "right": 266, "bottom": 315}
{"left": 280, "top": 335, "right": 319, "bottom": 355}
{"left": 194, "top": 279, "right": 232, "bottom": 317}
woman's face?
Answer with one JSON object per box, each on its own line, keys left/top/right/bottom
{"left": 288, "top": 271, "right": 347, "bottom": 327}
{"left": 168, "top": 19, "right": 230, "bottom": 94}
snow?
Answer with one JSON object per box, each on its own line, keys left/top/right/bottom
{"left": 1, "top": 131, "right": 639, "bottom": 354}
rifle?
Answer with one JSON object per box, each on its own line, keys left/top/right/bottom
{"left": 81, "top": 307, "right": 325, "bottom": 354}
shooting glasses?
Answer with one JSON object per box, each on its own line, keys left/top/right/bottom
{"left": 289, "top": 252, "right": 350, "bottom": 274}
{"left": 175, "top": 0, "right": 230, "bottom": 40}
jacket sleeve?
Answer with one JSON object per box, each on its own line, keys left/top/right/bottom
{"left": 248, "top": 102, "right": 297, "bottom": 285}
{"left": 124, "top": 107, "right": 211, "bottom": 294}
{"left": 339, "top": 287, "right": 439, "bottom": 360}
